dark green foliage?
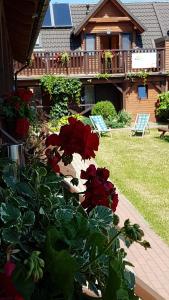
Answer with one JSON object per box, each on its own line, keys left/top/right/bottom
{"left": 156, "top": 91, "right": 169, "bottom": 121}
{"left": 105, "top": 110, "right": 132, "bottom": 129}
{"left": 92, "top": 101, "right": 117, "bottom": 120}
{"left": 0, "top": 159, "right": 149, "bottom": 300}
{"left": 40, "top": 75, "right": 82, "bottom": 120}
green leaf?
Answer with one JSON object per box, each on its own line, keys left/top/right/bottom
{"left": 116, "top": 288, "right": 129, "bottom": 300}
{"left": 103, "top": 257, "right": 122, "bottom": 300}
{"left": 12, "top": 196, "right": 28, "bottom": 208}
{"left": 89, "top": 206, "right": 113, "bottom": 229}
{"left": 38, "top": 167, "right": 47, "bottom": 177}
{"left": 2, "top": 174, "right": 17, "bottom": 189}
{"left": 38, "top": 184, "right": 52, "bottom": 198}
{"left": 22, "top": 211, "right": 35, "bottom": 226}
{"left": 2, "top": 227, "right": 20, "bottom": 243}
{"left": 46, "top": 228, "right": 79, "bottom": 300}
{"left": 13, "top": 265, "right": 35, "bottom": 300}
{"left": 16, "top": 182, "right": 34, "bottom": 198}
{"left": 0, "top": 203, "right": 20, "bottom": 223}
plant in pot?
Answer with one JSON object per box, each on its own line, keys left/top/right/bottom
{"left": 0, "top": 88, "right": 35, "bottom": 139}
{"left": 0, "top": 117, "right": 150, "bottom": 300}
{"left": 61, "top": 51, "right": 70, "bottom": 66}
{"left": 103, "top": 51, "right": 114, "bottom": 70}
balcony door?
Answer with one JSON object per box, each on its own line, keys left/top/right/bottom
{"left": 100, "top": 35, "right": 119, "bottom": 50}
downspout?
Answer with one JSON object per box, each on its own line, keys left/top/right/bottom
{"left": 14, "top": 60, "right": 30, "bottom": 91}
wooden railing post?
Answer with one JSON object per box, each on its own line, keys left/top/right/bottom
{"left": 44, "top": 52, "right": 50, "bottom": 74}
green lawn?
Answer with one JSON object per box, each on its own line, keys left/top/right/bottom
{"left": 96, "top": 129, "right": 169, "bottom": 244}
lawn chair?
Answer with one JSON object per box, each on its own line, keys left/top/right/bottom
{"left": 90, "top": 115, "right": 112, "bottom": 137}
{"left": 131, "top": 113, "right": 150, "bottom": 136}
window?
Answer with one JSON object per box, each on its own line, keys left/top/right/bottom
{"left": 138, "top": 85, "right": 148, "bottom": 100}
{"left": 121, "top": 33, "right": 132, "bottom": 50}
{"left": 85, "top": 34, "right": 95, "bottom": 52}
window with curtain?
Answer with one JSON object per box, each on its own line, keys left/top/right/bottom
{"left": 121, "top": 33, "right": 132, "bottom": 50}
{"left": 85, "top": 34, "right": 96, "bottom": 52}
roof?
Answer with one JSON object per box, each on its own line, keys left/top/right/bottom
{"left": 73, "top": 0, "right": 145, "bottom": 35}
{"left": 3, "top": 0, "right": 49, "bottom": 63}
{"left": 38, "top": 1, "right": 169, "bottom": 52}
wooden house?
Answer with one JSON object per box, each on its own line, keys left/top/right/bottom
{"left": 15, "top": 0, "right": 169, "bottom": 121}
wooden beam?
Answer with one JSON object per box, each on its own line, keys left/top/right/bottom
{"left": 114, "top": 83, "right": 123, "bottom": 94}
{"left": 150, "top": 82, "right": 164, "bottom": 93}
{"left": 89, "top": 16, "right": 130, "bottom": 23}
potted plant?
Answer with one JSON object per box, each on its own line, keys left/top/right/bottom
{"left": 103, "top": 50, "right": 114, "bottom": 69}
{"left": 0, "top": 88, "right": 35, "bottom": 139}
{"left": 61, "top": 51, "right": 70, "bottom": 66}
{"left": 0, "top": 117, "right": 150, "bottom": 300}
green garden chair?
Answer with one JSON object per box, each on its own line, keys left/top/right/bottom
{"left": 131, "top": 113, "right": 150, "bottom": 136}
{"left": 90, "top": 115, "right": 112, "bottom": 137}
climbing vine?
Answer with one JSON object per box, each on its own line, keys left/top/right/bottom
{"left": 40, "top": 75, "right": 82, "bottom": 119}
{"left": 127, "top": 70, "right": 149, "bottom": 85}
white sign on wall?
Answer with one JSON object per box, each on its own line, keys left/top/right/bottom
{"left": 132, "top": 52, "right": 157, "bottom": 69}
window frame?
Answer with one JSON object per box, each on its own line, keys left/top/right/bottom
{"left": 85, "top": 34, "right": 96, "bottom": 53}
{"left": 121, "top": 32, "right": 132, "bottom": 50}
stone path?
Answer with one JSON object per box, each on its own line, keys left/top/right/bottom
{"left": 61, "top": 154, "right": 169, "bottom": 300}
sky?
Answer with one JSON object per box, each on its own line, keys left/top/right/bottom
{"left": 52, "top": 0, "right": 169, "bottom": 3}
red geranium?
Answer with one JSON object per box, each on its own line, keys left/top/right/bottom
{"left": 81, "top": 165, "right": 119, "bottom": 213}
{"left": 0, "top": 261, "right": 24, "bottom": 300}
{"left": 48, "top": 156, "right": 60, "bottom": 174}
{"left": 46, "top": 134, "right": 60, "bottom": 147}
{"left": 17, "top": 89, "right": 33, "bottom": 103}
{"left": 15, "top": 118, "right": 30, "bottom": 138}
{"left": 46, "top": 117, "right": 99, "bottom": 160}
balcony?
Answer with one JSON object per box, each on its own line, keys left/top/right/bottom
{"left": 15, "top": 48, "right": 165, "bottom": 78}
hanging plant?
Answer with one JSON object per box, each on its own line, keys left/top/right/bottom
{"left": 127, "top": 70, "right": 149, "bottom": 86}
{"left": 103, "top": 50, "right": 114, "bottom": 69}
{"left": 61, "top": 51, "right": 70, "bottom": 66}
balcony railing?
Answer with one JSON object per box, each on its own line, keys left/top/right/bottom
{"left": 15, "top": 48, "right": 165, "bottom": 77}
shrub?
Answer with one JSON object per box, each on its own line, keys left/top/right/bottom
{"left": 156, "top": 92, "right": 169, "bottom": 121}
{"left": 105, "top": 110, "right": 132, "bottom": 129}
{"left": 81, "top": 116, "right": 93, "bottom": 127}
{"left": 92, "top": 101, "right": 117, "bottom": 120}
{"left": 49, "top": 114, "right": 83, "bottom": 132}
{"left": 117, "top": 110, "right": 132, "bottom": 126}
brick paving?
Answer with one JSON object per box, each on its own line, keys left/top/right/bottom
{"left": 62, "top": 154, "right": 169, "bottom": 300}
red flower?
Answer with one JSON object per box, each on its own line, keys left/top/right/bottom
{"left": 0, "top": 261, "right": 24, "bottom": 300}
{"left": 46, "top": 134, "right": 60, "bottom": 147}
{"left": 17, "top": 89, "right": 33, "bottom": 103}
{"left": 58, "top": 117, "right": 99, "bottom": 160}
{"left": 48, "top": 156, "right": 60, "bottom": 173}
{"left": 4, "top": 261, "right": 16, "bottom": 277}
{"left": 0, "top": 273, "right": 24, "bottom": 300}
{"left": 15, "top": 118, "right": 30, "bottom": 138}
{"left": 45, "top": 118, "right": 99, "bottom": 161}
{"left": 81, "top": 164, "right": 96, "bottom": 180}
{"left": 81, "top": 165, "right": 119, "bottom": 213}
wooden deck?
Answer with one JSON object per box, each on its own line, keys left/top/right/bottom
{"left": 15, "top": 48, "right": 165, "bottom": 78}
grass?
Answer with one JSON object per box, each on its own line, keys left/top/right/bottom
{"left": 96, "top": 129, "right": 169, "bottom": 244}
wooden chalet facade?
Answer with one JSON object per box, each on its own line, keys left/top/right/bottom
{"left": 15, "top": 0, "right": 169, "bottom": 121}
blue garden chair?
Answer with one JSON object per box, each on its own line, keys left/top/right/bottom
{"left": 90, "top": 115, "right": 112, "bottom": 137}
{"left": 131, "top": 113, "right": 150, "bottom": 136}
